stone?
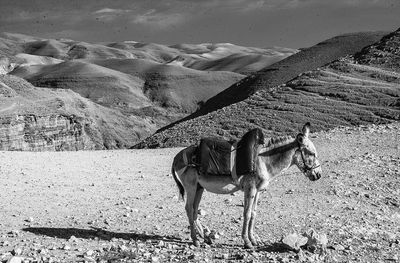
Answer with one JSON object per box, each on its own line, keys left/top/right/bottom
{"left": 7, "top": 257, "right": 23, "bottom": 263}
{"left": 151, "top": 256, "right": 160, "bottom": 263}
{"left": 83, "top": 256, "right": 96, "bottom": 262}
{"left": 119, "top": 245, "right": 128, "bottom": 251}
{"left": 68, "top": 235, "right": 78, "bottom": 242}
{"left": 62, "top": 245, "right": 71, "bottom": 250}
{"left": 12, "top": 248, "right": 22, "bottom": 256}
{"left": 332, "top": 244, "right": 345, "bottom": 251}
{"left": 281, "top": 233, "right": 308, "bottom": 252}
{"left": 285, "top": 189, "right": 294, "bottom": 194}
{"left": 303, "top": 228, "right": 328, "bottom": 250}
{"left": 8, "top": 230, "right": 20, "bottom": 237}
{"left": 209, "top": 230, "right": 220, "bottom": 240}
{"left": 198, "top": 209, "right": 207, "bottom": 216}
{"left": 157, "top": 241, "right": 165, "bottom": 247}
{"left": 85, "top": 250, "right": 94, "bottom": 256}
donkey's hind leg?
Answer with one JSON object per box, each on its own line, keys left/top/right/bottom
{"left": 193, "top": 185, "right": 205, "bottom": 238}
{"left": 248, "top": 191, "right": 260, "bottom": 246}
{"left": 242, "top": 179, "right": 257, "bottom": 249}
{"left": 185, "top": 183, "right": 201, "bottom": 247}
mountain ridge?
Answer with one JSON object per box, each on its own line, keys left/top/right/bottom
{"left": 136, "top": 30, "right": 399, "bottom": 148}
{"left": 0, "top": 32, "right": 294, "bottom": 149}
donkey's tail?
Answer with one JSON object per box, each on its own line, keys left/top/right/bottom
{"left": 171, "top": 164, "right": 185, "bottom": 201}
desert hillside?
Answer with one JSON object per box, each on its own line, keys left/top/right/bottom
{"left": 173, "top": 31, "right": 389, "bottom": 123}
{"left": 0, "top": 32, "right": 295, "bottom": 150}
{"left": 137, "top": 30, "right": 399, "bottom": 148}
{"left": 0, "top": 74, "right": 155, "bottom": 150}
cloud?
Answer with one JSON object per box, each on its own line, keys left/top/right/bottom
{"left": 281, "top": 0, "right": 399, "bottom": 8}
{"left": 131, "top": 9, "right": 186, "bottom": 28}
{"left": 93, "top": 7, "right": 131, "bottom": 22}
{"left": 94, "top": 8, "right": 129, "bottom": 15}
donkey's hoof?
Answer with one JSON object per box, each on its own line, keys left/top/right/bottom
{"left": 250, "top": 239, "right": 258, "bottom": 247}
{"left": 193, "top": 240, "right": 201, "bottom": 247}
{"left": 244, "top": 242, "right": 254, "bottom": 250}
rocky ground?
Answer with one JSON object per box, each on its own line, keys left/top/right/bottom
{"left": 0, "top": 122, "right": 399, "bottom": 262}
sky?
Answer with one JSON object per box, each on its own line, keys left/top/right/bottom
{"left": 1, "top": 0, "right": 400, "bottom": 49}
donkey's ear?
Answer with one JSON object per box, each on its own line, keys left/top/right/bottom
{"left": 296, "top": 133, "right": 304, "bottom": 145}
{"left": 302, "top": 122, "right": 310, "bottom": 137}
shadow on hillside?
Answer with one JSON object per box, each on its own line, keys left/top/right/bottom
{"left": 23, "top": 227, "right": 188, "bottom": 244}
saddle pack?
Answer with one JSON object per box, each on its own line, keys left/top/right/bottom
{"left": 197, "top": 128, "right": 264, "bottom": 180}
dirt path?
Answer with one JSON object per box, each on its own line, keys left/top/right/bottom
{"left": 0, "top": 123, "right": 399, "bottom": 262}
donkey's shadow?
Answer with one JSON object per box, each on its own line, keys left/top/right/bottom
{"left": 256, "top": 242, "right": 292, "bottom": 253}
{"left": 23, "top": 227, "right": 188, "bottom": 245}
{"left": 23, "top": 227, "right": 292, "bottom": 254}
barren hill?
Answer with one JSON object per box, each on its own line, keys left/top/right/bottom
{"left": 11, "top": 60, "right": 150, "bottom": 109}
{"left": 170, "top": 31, "right": 389, "bottom": 125}
{"left": 84, "top": 58, "right": 244, "bottom": 112}
{"left": 136, "top": 30, "right": 399, "bottom": 148}
{"left": 0, "top": 74, "right": 155, "bottom": 150}
{"left": 1, "top": 32, "right": 293, "bottom": 149}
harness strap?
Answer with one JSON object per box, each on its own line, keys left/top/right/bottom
{"left": 183, "top": 150, "right": 188, "bottom": 166}
{"left": 298, "top": 145, "right": 321, "bottom": 172}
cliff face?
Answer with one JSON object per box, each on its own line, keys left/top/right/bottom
{"left": 0, "top": 114, "right": 95, "bottom": 151}
{"left": 0, "top": 74, "right": 153, "bottom": 151}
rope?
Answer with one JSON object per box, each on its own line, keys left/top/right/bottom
{"left": 303, "top": 178, "right": 311, "bottom": 233}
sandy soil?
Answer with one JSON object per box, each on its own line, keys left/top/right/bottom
{"left": 0, "top": 123, "right": 399, "bottom": 262}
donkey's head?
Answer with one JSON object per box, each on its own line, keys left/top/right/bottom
{"left": 293, "top": 122, "right": 322, "bottom": 181}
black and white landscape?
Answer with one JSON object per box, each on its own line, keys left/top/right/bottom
{"left": 0, "top": 1, "right": 399, "bottom": 262}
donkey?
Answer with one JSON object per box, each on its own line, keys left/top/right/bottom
{"left": 171, "top": 123, "right": 322, "bottom": 249}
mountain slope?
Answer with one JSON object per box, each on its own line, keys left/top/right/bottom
{"left": 0, "top": 74, "right": 156, "bottom": 150}
{"left": 3, "top": 32, "right": 285, "bottom": 149}
{"left": 85, "top": 58, "right": 244, "bottom": 111}
{"left": 172, "top": 31, "right": 389, "bottom": 125}
{"left": 136, "top": 30, "right": 400, "bottom": 148}
{"left": 0, "top": 33, "right": 295, "bottom": 74}
{"left": 10, "top": 61, "right": 150, "bottom": 110}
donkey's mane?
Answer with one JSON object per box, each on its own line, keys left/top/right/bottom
{"left": 260, "top": 136, "right": 295, "bottom": 154}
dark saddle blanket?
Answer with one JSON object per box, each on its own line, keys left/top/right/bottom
{"left": 198, "top": 128, "right": 264, "bottom": 176}
{"left": 199, "top": 137, "right": 232, "bottom": 175}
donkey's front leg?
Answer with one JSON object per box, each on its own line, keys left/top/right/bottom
{"left": 193, "top": 185, "right": 205, "bottom": 239}
{"left": 185, "top": 186, "right": 200, "bottom": 247}
{"left": 248, "top": 191, "right": 260, "bottom": 246}
{"left": 242, "top": 182, "right": 257, "bottom": 249}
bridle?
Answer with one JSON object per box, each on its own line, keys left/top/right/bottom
{"left": 297, "top": 145, "right": 321, "bottom": 173}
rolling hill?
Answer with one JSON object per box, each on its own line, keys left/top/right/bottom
{"left": 0, "top": 32, "right": 295, "bottom": 150}
{"left": 136, "top": 29, "right": 400, "bottom": 148}
{"left": 170, "top": 31, "right": 390, "bottom": 125}
{"left": 84, "top": 58, "right": 244, "bottom": 112}
{"left": 1, "top": 29, "right": 398, "bottom": 150}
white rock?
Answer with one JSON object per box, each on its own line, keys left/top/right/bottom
{"left": 332, "top": 244, "right": 345, "bottom": 251}
{"left": 7, "top": 257, "right": 23, "bottom": 263}
{"left": 198, "top": 209, "right": 207, "bottom": 216}
{"left": 68, "top": 235, "right": 78, "bottom": 242}
{"left": 62, "top": 245, "right": 71, "bottom": 250}
{"left": 83, "top": 256, "right": 95, "bottom": 262}
{"left": 282, "top": 233, "right": 308, "bottom": 251}
{"left": 12, "top": 248, "right": 22, "bottom": 256}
